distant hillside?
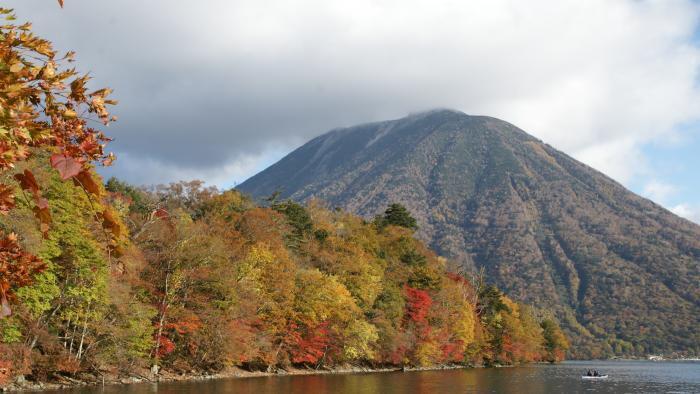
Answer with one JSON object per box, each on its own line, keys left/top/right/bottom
{"left": 239, "top": 109, "right": 700, "bottom": 358}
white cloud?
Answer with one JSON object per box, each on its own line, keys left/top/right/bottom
{"left": 98, "top": 148, "right": 289, "bottom": 189}
{"left": 6, "top": 0, "right": 700, "bottom": 190}
{"left": 671, "top": 204, "right": 700, "bottom": 224}
{"left": 642, "top": 180, "right": 679, "bottom": 204}
{"left": 640, "top": 180, "right": 700, "bottom": 224}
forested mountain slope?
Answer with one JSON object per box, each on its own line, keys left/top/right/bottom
{"left": 239, "top": 109, "right": 700, "bottom": 358}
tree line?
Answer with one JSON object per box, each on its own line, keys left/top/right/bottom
{"left": 0, "top": 165, "right": 568, "bottom": 383}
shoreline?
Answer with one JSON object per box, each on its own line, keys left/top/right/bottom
{"left": 1, "top": 363, "right": 490, "bottom": 392}
{"left": 3, "top": 358, "right": 694, "bottom": 391}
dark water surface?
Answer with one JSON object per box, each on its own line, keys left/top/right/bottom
{"left": 46, "top": 361, "right": 700, "bottom": 394}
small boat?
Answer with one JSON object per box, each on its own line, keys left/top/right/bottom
{"left": 581, "top": 375, "right": 608, "bottom": 379}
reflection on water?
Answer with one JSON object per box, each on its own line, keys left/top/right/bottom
{"left": 45, "top": 360, "right": 700, "bottom": 394}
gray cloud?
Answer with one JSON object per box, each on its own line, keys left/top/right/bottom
{"left": 6, "top": 0, "right": 700, "bottom": 202}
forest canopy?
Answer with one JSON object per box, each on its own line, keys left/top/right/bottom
{"left": 0, "top": 165, "right": 569, "bottom": 383}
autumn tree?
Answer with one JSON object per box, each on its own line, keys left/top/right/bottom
{"left": 235, "top": 242, "right": 295, "bottom": 369}
{"left": 133, "top": 207, "right": 231, "bottom": 368}
{"left": 0, "top": 7, "right": 117, "bottom": 317}
{"left": 430, "top": 273, "right": 478, "bottom": 363}
{"left": 0, "top": 156, "right": 135, "bottom": 377}
{"left": 541, "top": 319, "right": 569, "bottom": 362}
{"left": 304, "top": 203, "right": 384, "bottom": 312}
{"left": 289, "top": 268, "right": 377, "bottom": 366}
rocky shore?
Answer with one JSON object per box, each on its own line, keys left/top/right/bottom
{"left": 1, "top": 364, "right": 478, "bottom": 392}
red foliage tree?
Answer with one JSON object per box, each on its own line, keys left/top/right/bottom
{"left": 403, "top": 285, "right": 432, "bottom": 326}
{"left": 440, "top": 338, "right": 465, "bottom": 363}
{"left": 155, "top": 335, "right": 176, "bottom": 358}
{"left": 154, "top": 316, "right": 202, "bottom": 358}
{"left": 287, "top": 321, "right": 334, "bottom": 365}
{"left": 0, "top": 233, "right": 45, "bottom": 317}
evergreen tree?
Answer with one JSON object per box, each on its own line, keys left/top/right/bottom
{"left": 376, "top": 203, "right": 418, "bottom": 231}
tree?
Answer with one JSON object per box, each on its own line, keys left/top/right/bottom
{"left": 430, "top": 273, "right": 477, "bottom": 363}
{"left": 376, "top": 203, "right": 418, "bottom": 231}
{"left": 236, "top": 243, "right": 295, "bottom": 369}
{"left": 0, "top": 235, "right": 44, "bottom": 317}
{"left": 105, "top": 177, "right": 151, "bottom": 215}
{"left": 541, "top": 319, "right": 569, "bottom": 362}
{"left": 290, "top": 268, "right": 375, "bottom": 365}
{"left": 477, "top": 285, "right": 511, "bottom": 363}
{"left": 271, "top": 200, "right": 313, "bottom": 250}
{"left": 141, "top": 215, "right": 231, "bottom": 367}
{"left": 0, "top": 7, "right": 116, "bottom": 316}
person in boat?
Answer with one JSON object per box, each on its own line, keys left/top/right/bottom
{"left": 593, "top": 370, "right": 600, "bottom": 377}
{"left": 587, "top": 369, "right": 593, "bottom": 376}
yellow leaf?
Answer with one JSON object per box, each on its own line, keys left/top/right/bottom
{"left": 9, "top": 62, "right": 22, "bottom": 73}
{"left": 42, "top": 63, "right": 55, "bottom": 78}
{"left": 89, "top": 88, "right": 112, "bottom": 97}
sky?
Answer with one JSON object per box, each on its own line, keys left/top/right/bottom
{"left": 6, "top": 0, "right": 700, "bottom": 224}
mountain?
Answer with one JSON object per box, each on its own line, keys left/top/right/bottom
{"left": 238, "top": 109, "right": 700, "bottom": 358}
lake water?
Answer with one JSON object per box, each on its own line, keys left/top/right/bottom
{"left": 46, "top": 361, "right": 700, "bottom": 394}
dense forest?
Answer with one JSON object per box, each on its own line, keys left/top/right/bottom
{"left": 0, "top": 6, "right": 567, "bottom": 387}
{"left": 0, "top": 156, "right": 568, "bottom": 385}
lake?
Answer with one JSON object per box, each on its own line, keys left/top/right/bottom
{"left": 46, "top": 361, "right": 700, "bottom": 394}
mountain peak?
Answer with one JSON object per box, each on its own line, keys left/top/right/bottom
{"left": 405, "top": 108, "right": 467, "bottom": 118}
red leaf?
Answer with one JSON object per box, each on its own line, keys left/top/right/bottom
{"left": 0, "top": 184, "right": 15, "bottom": 214}
{"left": 50, "top": 154, "right": 82, "bottom": 180}
{"left": 73, "top": 170, "right": 101, "bottom": 195}
{"left": 14, "top": 170, "right": 39, "bottom": 193}
{"left": 154, "top": 208, "right": 169, "bottom": 220}
{"left": 33, "top": 206, "right": 52, "bottom": 237}
{"left": 14, "top": 171, "right": 52, "bottom": 228}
